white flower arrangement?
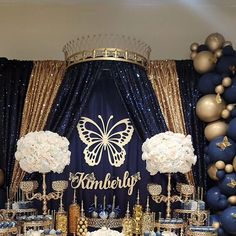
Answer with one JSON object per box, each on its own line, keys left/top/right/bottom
{"left": 162, "top": 231, "right": 177, "bottom": 236}
{"left": 15, "top": 131, "right": 71, "bottom": 174}
{"left": 142, "top": 131, "right": 197, "bottom": 175}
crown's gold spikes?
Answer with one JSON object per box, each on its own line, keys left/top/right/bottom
{"left": 63, "top": 34, "right": 151, "bottom": 69}
{"left": 217, "top": 136, "right": 232, "bottom": 150}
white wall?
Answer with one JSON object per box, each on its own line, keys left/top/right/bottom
{"left": 0, "top": 0, "right": 235, "bottom": 60}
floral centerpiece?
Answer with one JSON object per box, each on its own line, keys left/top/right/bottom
{"left": 15, "top": 131, "right": 70, "bottom": 174}
{"left": 16, "top": 131, "right": 70, "bottom": 215}
{"left": 142, "top": 131, "right": 197, "bottom": 219}
{"left": 142, "top": 131, "right": 197, "bottom": 175}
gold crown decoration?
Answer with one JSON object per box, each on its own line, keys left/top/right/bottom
{"left": 63, "top": 34, "right": 151, "bottom": 69}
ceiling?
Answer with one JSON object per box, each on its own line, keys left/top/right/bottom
{"left": 0, "top": 0, "right": 235, "bottom": 60}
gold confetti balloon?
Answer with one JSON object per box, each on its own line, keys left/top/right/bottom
{"left": 196, "top": 94, "right": 226, "bottom": 122}
{"left": 205, "top": 33, "right": 225, "bottom": 51}
{"left": 233, "top": 156, "right": 236, "bottom": 172}
{"left": 221, "top": 109, "right": 230, "bottom": 119}
{"left": 215, "top": 49, "right": 223, "bottom": 58}
{"left": 215, "top": 160, "right": 226, "bottom": 170}
{"left": 207, "top": 164, "right": 219, "bottom": 181}
{"left": 225, "top": 164, "right": 234, "bottom": 173}
{"left": 215, "top": 85, "right": 224, "bottom": 94}
{"left": 222, "top": 77, "right": 232, "bottom": 87}
{"left": 193, "top": 51, "right": 216, "bottom": 74}
{"left": 204, "top": 120, "right": 228, "bottom": 141}
{"left": 190, "top": 42, "right": 199, "bottom": 51}
{"left": 228, "top": 195, "right": 236, "bottom": 205}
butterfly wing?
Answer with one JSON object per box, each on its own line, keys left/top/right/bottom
{"left": 106, "top": 141, "right": 126, "bottom": 167}
{"left": 108, "top": 118, "right": 134, "bottom": 145}
{"left": 77, "top": 117, "right": 104, "bottom": 166}
{"left": 106, "top": 118, "right": 134, "bottom": 167}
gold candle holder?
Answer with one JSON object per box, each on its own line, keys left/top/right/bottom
{"left": 132, "top": 190, "right": 143, "bottom": 235}
{"left": 20, "top": 173, "right": 68, "bottom": 215}
{"left": 141, "top": 196, "right": 154, "bottom": 234}
{"left": 148, "top": 173, "right": 194, "bottom": 218}
{"left": 56, "top": 193, "right": 68, "bottom": 235}
{"left": 77, "top": 201, "right": 88, "bottom": 236}
{"left": 122, "top": 202, "right": 134, "bottom": 236}
{"left": 69, "top": 189, "right": 80, "bottom": 235}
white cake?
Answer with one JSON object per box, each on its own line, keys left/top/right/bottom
{"left": 162, "top": 232, "right": 177, "bottom": 236}
{"left": 87, "top": 227, "right": 124, "bottom": 236}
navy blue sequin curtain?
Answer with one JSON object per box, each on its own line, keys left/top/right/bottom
{"left": 111, "top": 61, "right": 167, "bottom": 140}
{"left": 0, "top": 58, "right": 33, "bottom": 206}
{"left": 46, "top": 61, "right": 103, "bottom": 137}
{"left": 45, "top": 61, "right": 168, "bottom": 214}
{"left": 176, "top": 60, "right": 207, "bottom": 192}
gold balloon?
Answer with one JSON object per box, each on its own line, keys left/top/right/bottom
{"left": 190, "top": 42, "right": 199, "bottom": 52}
{"left": 196, "top": 94, "right": 226, "bottom": 122}
{"left": 190, "top": 51, "right": 197, "bottom": 60}
{"left": 223, "top": 41, "right": 232, "bottom": 47}
{"left": 204, "top": 120, "right": 228, "bottom": 141}
{"left": 221, "top": 109, "right": 230, "bottom": 119}
{"left": 212, "top": 222, "right": 220, "bottom": 229}
{"left": 215, "top": 160, "right": 226, "bottom": 169}
{"left": 215, "top": 85, "right": 224, "bottom": 94}
{"left": 0, "top": 169, "right": 4, "bottom": 187}
{"left": 225, "top": 164, "right": 234, "bottom": 173}
{"left": 228, "top": 195, "right": 236, "bottom": 205}
{"left": 207, "top": 164, "right": 219, "bottom": 180}
{"left": 222, "top": 77, "right": 232, "bottom": 87}
{"left": 215, "top": 49, "right": 223, "bottom": 58}
{"left": 193, "top": 51, "right": 217, "bottom": 74}
{"left": 233, "top": 156, "right": 236, "bottom": 171}
{"left": 227, "top": 104, "right": 235, "bottom": 111}
{"left": 205, "top": 33, "right": 225, "bottom": 51}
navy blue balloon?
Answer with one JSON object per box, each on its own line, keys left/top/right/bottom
{"left": 216, "top": 170, "right": 226, "bottom": 180}
{"left": 217, "top": 227, "right": 228, "bottom": 236}
{"left": 222, "top": 45, "right": 235, "bottom": 56}
{"left": 219, "top": 173, "right": 236, "bottom": 196}
{"left": 220, "top": 206, "right": 236, "bottom": 234}
{"left": 216, "top": 56, "right": 236, "bottom": 76}
{"left": 197, "top": 44, "right": 209, "bottom": 52}
{"left": 231, "top": 108, "right": 236, "bottom": 118}
{"left": 223, "top": 78, "right": 236, "bottom": 103}
{"left": 227, "top": 118, "right": 236, "bottom": 142}
{"left": 206, "top": 186, "right": 228, "bottom": 211}
{"left": 209, "top": 214, "right": 220, "bottom": 226}
{"left": 207, "top": 136, "right": 236, "bottom": 163}
{"left": 197, "top": 73, "right": 222, "bottom": 94}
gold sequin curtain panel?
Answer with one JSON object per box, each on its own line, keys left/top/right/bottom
{"left": 148, "top": 60, "right": 194, "bottom": 185}
{"left": 10, "top": 61, "right": 66, "bottom": 198}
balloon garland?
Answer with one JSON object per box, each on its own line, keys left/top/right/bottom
{"left": 191, "top": 32, "right": 236, "bottom": 236}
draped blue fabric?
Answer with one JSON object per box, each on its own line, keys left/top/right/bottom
{"left": 176, "top": 60, "right": 207, "bottom": 192}
{"left": 45, "top": 61, "right": 168, "bottom": 216}
{"left": 0, "top": 58, "right": 33, "bottom": 207}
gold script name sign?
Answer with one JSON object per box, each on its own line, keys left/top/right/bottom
{"left": 69, "top": 171, "right": 141, "bottom": 195}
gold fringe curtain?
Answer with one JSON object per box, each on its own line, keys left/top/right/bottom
{"left": 148, "top": 60, "right": 194, "bottom": 185}
{"left": 10, "top": 61, "right": 66, "bottom": 198}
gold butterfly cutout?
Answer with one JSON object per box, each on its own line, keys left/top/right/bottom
{"left": 77, "top": 115, "right": 134, "bottom": 167}
{"left": 216, "top": 136, "right": 231, "bottom": 150}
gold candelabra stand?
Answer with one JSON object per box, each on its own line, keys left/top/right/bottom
{"left": 20, "top": 173, "right": 68, "bottom": 215}
{"left": 148, "top": 173, "right": 194, "bottom": 218}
